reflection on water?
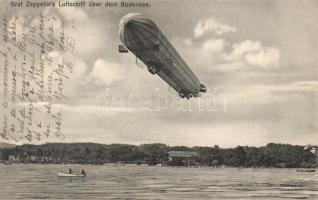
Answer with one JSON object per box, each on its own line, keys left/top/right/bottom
{"left": 0, "top": 164, "right": 317, "bottom": 199}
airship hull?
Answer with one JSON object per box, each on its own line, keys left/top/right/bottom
{"left": 119, "top": 13, "right": 205, "bottom": 98}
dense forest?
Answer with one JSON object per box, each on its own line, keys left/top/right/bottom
{"left": 0, "top": 143, "right": 316, "bottom": 168}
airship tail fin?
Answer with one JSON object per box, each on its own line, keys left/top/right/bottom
{"left": 118, "top": 45, "right": 128, "bottom": 53}
{"left": 200, "top": 84, "right": 207, "bottom": 93}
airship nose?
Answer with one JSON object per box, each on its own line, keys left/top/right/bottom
{"left": 120, "top": 13, "right": 143, "bottom": 25}
{"left": 119, "top": 13, "right": 158, "bottom": 45}
{"left": 119, "top": 13, "right": 143, "bottom": 43}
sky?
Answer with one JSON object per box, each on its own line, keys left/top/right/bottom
{"left": 0, "top": 0, "right": 317, "bottom": 147}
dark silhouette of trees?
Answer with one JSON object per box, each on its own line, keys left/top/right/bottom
{"left": 0, "top": 143, "right": 316, "bottom": 168}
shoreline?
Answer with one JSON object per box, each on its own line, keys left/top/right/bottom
{"left": 1, "top": 162, "right": 317, "bottom": 170}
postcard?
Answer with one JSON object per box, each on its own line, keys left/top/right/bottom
{"left": 0, "top": 0, "right": 317, "bottom": 199}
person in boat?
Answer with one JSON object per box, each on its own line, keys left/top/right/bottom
{"left": 81, "top": 169, "right": 86, "bottom": 177}
{"left": 69, "top": 168, "right": 73, "bottom": 174}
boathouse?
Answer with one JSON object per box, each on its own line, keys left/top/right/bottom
{"left": 168, "top": 151, "right": 199, "bottom": 166}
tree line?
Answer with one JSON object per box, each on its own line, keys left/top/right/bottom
{"left": 0, "top": 143, "right": 316, "bottom": 168}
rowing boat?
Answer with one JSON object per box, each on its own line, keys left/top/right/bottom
{"left": 57, "top": 172, "right": 86, "bottom": 177}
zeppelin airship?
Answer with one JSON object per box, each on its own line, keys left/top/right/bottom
{"left": 119, "top": 13, "right": 206, "bottom": 99}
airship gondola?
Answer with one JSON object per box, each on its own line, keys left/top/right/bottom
{"left": 119, "top": 13, "right": 206, "bottom": 98}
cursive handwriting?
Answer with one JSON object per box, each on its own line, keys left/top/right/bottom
{"left": 0, "top": 10, "right": 75, "bottom": 143}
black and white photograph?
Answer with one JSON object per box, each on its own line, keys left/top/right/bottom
{"left": 0, "top": 0, "right": 317, "bottom": 199}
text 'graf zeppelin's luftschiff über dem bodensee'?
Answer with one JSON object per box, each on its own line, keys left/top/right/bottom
{"left": 10, "top": 1, "right": 151, "bottom": 8}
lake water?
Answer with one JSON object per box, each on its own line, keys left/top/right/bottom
{"left": 0, "top": 164, "right": 317, "bottom": 199}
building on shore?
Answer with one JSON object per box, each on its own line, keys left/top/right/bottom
{"left": 168, "top": 151, "right": 199, "bottom": 166}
